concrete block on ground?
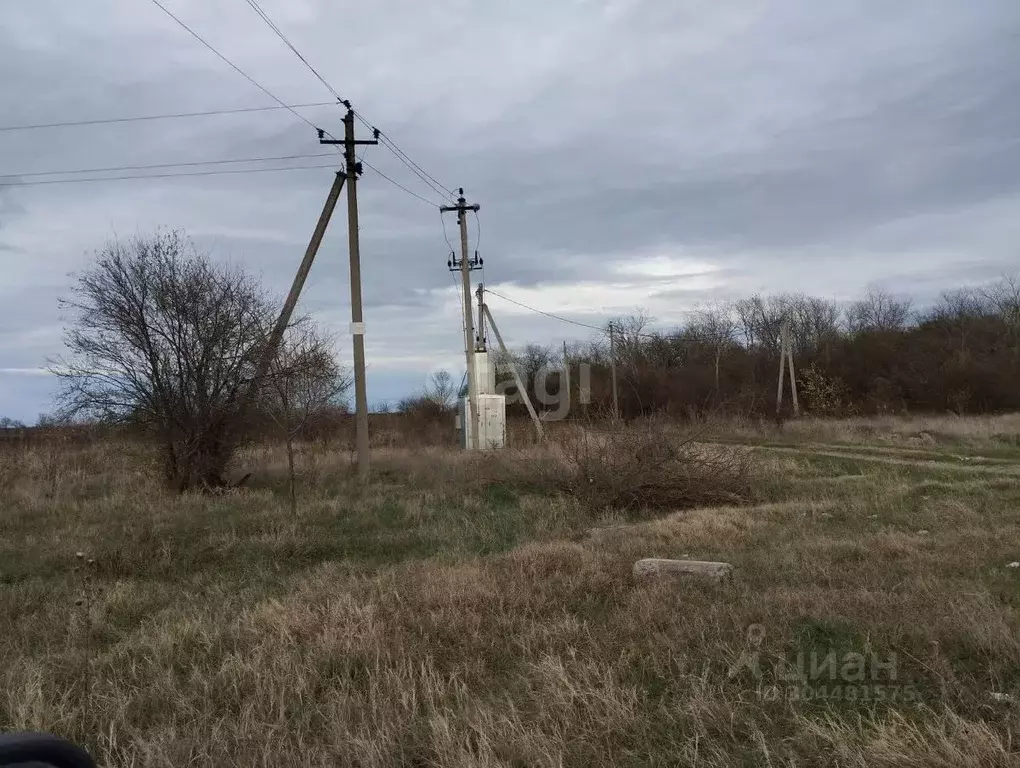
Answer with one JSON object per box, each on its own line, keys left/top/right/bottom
{"left": 633, "top": 558, "right": 733, "bottom": 582}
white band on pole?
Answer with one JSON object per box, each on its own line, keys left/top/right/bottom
{"left": 350, "top": 322, "right": 365, "bottom": 336}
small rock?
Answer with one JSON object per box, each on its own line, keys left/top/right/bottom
{"left": 869, "top": 514, "right": 879, "bottom": 519}
{"left": 917, "top": 530, "right": 930, "bottom": 536}
{"left": 1007, "top": 562, "right": 1020, "bottom": 569}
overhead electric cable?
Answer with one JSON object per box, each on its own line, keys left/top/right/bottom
{"left": 0, "top": 102, "right": 336, "bottom": 133}
{"left": 483, "top": 289, "right": 609, "bottom": 334}
{"left": 146, "top": 0, "right": 346, "bottom": 161}
{"left": 237, "top": 0, "right": 456, "bottom": 203}
{"left": 360, "top": 158, "right": 444, "bottom": 207}
{"left": 1, "top": 162, "right": 341, "bottom": 187}
{"left": 2, "top": 152, "right": 336, "bottom": 179}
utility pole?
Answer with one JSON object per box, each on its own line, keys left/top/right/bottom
{"left": 441, "top": 190, "right": 481, "bottom": 449}
{"left": 239, "top": 172, "right": 346, "bottom": 419}
{"left": 787, "top": 321, "right": 799, "bottom": 416}
{"left": 609, "top": 322, "right": 620, "bottom": 421}
{"left": 319, "top": 103, "right": 377, "bottom": 478}
{"left": 776, "top": 320, "right": 786, "bottom": 417}
{"left": 562, "top": 340, "right": 570, "bottom": 418}
{"left": 483, "top": 302, "right": 543, "bottom": 440}
{"left": 476, "top": 284, "right": 486, "bottom": 351}
{"left": 775, "top": 316, "right": 800, "bottom": 418}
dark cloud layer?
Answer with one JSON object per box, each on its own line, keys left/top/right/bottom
{"left": 2, "top": 0, "right": 1019, "bottom": 419}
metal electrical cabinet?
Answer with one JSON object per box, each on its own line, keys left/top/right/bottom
{"left": 458, "top": 394, "right": 506, "bottom": 449}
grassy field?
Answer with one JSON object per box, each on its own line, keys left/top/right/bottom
{"left": 2, "top": 415, "right": 1019, "bottom": 766}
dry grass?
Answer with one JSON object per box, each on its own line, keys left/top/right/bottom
{"left": 2, "top": 418, "right": 1019, "bottom": 766}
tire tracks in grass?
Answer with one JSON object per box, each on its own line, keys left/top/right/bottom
{"left": 709, "top": 442, "right": 1020, "bottom": 478}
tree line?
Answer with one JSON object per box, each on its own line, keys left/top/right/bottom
{"left": 483, "top": 277, "right": 1020, "bottom": 421}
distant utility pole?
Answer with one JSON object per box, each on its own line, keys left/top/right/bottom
{"left": 319, "top": 103, "right": 377, "bottom": 478}
{"left": 609, "top": 321, "right": 620, "bottom": 421}
{"left": 441, "top": 190, "right": 481, "bottom": 449}
{"left": 562, "top": 340, "right": 570, "bottom": 417}
{"left": 775, "top": 316, "right": 800, "bottom": 417}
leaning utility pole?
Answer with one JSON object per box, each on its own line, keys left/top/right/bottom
{"left": 319, "top": 103, "right": 377, "bottom": 478}
{"left": 482, "top": 301, "right": 543, "bottom": 440}
{"left": 239, "top": 172, "right": 346, "bottom": 419}
{"left": 562, "top": 340, "right": 570, "bottom": 415}
{"left": 441, "top": 190, "right": 481, "bottom": 449}
{"left": 609, "top": 322, "right": 620, "bottom": 421}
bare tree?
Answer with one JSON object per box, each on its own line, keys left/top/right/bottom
{"left": 609, "top": 310, "right": 653, "bottom": 372}
{"left": 688, "top": 302, "right": 736, "bottom": 392}
{"left": 846, "top": 288, "right": 913, "bottom": 335}
{"left": 53, "top": 231, "right": 290, "bottom": 491}
{"left": 980, "top": 273, "right": 1020, "bottom": 356}
{"left": 263, "top": 324, "right": 350, "bottom": 517}
{"left": 783, "top": 295, "right": 842, "bottom": 362}
{"left": 734, "top": 294, "right": 787, "bottom": 354}
{"left": 424, "top": 369, "right": 456, "bottom": 408}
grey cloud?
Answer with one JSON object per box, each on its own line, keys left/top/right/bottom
{"left": 2, "top": 0, "right": 1019, "bottom": 420}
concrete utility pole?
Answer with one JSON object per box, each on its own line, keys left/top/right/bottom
{"left": 240, "top": 172, "right": 346, "bottom": 418}
{"left": 441, "top": 190, "right": 481, "bottom": 449}
{"left": 787, "top": 321, "right": 799, "bottom": 416}
{"left": 319, "top": 104, "right": 377, "bottom": 478}
{"left": 609, "top": 322, "right": 620, "bottom": 421}
{"left": 476, "top": 284, "right": 486, "bottom": 351}
{"left": 775, "top": 316, "right": 800, "bottom": 417}
{"left": 562, "top": 340, "right": 570, "bottom": 416}
{"left": 483, "top": 302, "right": 543, "bottom": 440}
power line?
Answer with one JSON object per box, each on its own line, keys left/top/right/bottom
{"left": 485, "top": 288, "right": 682, "bottom": 341}
{"left": 380, "top": 132, "right": 458, "bottom": 199}
{"left": 0, "top": 102, "right": 337, "bottom": 133}
{"left": 235, "top": 0, "right": 456, "bottom": 204}
{"left": 440, "top": 209, "right": 455, "bottom": 253}
{"left": 242, "top": 0, "right": 345, "bottom": 103}
{"left": 146, "top": 0, "right": 323, "bottom": 136}
{"left": 484, "top": 289, "right": 609, "bottom": 334}
{"left": 476, "top": 213, "right": 486, "bottom": 287}
{"left": 357, "top": 112, "right": 457, "bottom": 202}
{"left": 1, "top": 162, "right": 341, "bottom": 187}
{"left": 2, "top": 152, "right": 337, "bottom": 180}
{"left": 360, "top": 158, "right": 444, "bottom": 207}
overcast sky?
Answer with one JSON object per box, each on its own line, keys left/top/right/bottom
{"left": 2, "top": 0, "right": 1018, "bottom": 421}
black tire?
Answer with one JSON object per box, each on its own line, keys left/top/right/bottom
{"left": 0, "top": 732, "right": 97, "bottom": 768}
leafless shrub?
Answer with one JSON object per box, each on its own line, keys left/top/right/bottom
{"left": 51, "top": 230, "right": 328, "bottom": 492}
{"left": 497, "top": 419, "right": 754, "bottom": 513}
{"left": 261, "top": 323, "right": 351, "bottom": 516}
